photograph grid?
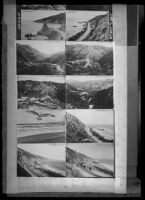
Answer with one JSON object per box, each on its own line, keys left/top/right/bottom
{"left": 16, "top": 4, "right": 114, "bottom": 178}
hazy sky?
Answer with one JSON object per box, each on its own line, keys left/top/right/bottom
{"left": 22, "top": 10, "right": 64, "bottom": 21}
{"left": 67, "top": 143, "right": 114, "bottom": 161}
{"left": 18, "top": 144, "right": 65, "bottom": 161}
{"left": 66, "top": 10, "right": 108, "bottom": 24}
{"left": 17, "top": 41, "right": 65, "bottom": 56}
{"left": 17, "top": 75, "right": 65, "bottom": 83}
{"left": 66, "top": 75, "right": 113, "bottom": 82}
{"left": 66, "top": 41, "right": 113, "bottom": 47}
{"left": 17, "top": 109, "right": 65, "bottom": 124}
{"left": 67, "top": 110, "right": 113, "bottom": 125}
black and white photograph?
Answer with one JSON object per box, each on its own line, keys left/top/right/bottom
{"left": 17, "top": 144, "right": 66, "bottom": 177}
{"left": 16, "top": 41, "right": 65, "bottom": 75}
{"left": 17, "top": 75, "right": 66, "bottom": 110}
{"left": 66, "top": 110, "right": 114, "bottom": 143}
{"left": 20, "top": 5, "right": 66, "bottom": 10}
{"left": 66, "top": 143, "right": 114, "bottom": 177}
{"left": 66, "top": 42, "right": 113, "bottom": 75}
{"left": 66, "top": 10, "right": 111, "bottom": 41}
{"left": 66, "top": 76, "right": 113, "bottom": 109}
{"left": 17, "top": 110, "right": 65, "bottom": 143}
{"left": 18, "top": 9, "right": 66, "bottom": 40}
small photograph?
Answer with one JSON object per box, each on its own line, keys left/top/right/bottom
{"left": 66, "top": 42, "right": 113, "bottom": 75}
{"left": 20, "top": 5, "right": 66, "bottom": 10}
{"left": 20, "top": 9, "right": 65, "bottom": 40}
{"left": 66, "top": 110, "right": 114, "bottom": 143}
{"left": 17, "top": 143, "right": 66, "bottom": 177}
{"left": 66, "top": 76, "right": 113, "bottom": 109}
{"left": 66, "top": 143, "right": 114, "bottom": 177}
{"left": 17, "top": 110, "right": 65, "bottom": 143}
{"left": 17, "top": 75, "right": 65, "bottom": 110}
{"left": 17, "top": 41, "right": 65, "bottom": 75}
{"left": 66, "top": 10, "right": 111, "bottom": 41}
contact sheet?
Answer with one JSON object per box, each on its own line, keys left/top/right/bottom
{"left": 16, "top": 4, "right": 115, "bottom": 178}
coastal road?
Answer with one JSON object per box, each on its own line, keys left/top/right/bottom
{"left": 77, "top": 22, "right": 91, "bottom": 41}
{"left": 86, "top": 127, "right": 102, "bottom": 143}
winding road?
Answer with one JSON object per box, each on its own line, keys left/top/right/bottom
{"left": 77, "top": 22, "right": 91, "bottom": 41}
{"left": 86, "top": 127, "right": 102, "bottom": 143}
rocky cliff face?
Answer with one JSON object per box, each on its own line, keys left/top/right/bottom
{"left": 87, "top": 13, "right": 110, "bottom": 41}
{"left": 66, "top": 113, "right": 93, "bottom": 142}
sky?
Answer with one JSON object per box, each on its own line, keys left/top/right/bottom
{"left": 67, "top": 143, "right": 114, "bottom": 161}
{"left": 18, "top": 143, "right": 65, "bottom": 161}
{"left": 17, "top": 41, "right": 65, "bottom": 56}
{"left": 17, "top": 109, "right": 65, "bottom": 124}
{"left": 66, "top": 10, "right": 108, "bottom": 24}
{"left": 21, "top": 10, "right": 64, "bottom": 21}
{"left": 17, "top": 75, "right": 65, "bottom": 83}
{"left": 66, "top": 41, "right": 113, "bottom": 47}
{"left": 67, "top": 109, "right": 114, "bottom": 125}
{"left": 66, "top": 75, "right": 113, "bottom": 82}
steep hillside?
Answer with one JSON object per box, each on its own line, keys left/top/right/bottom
{"left": 66, "top": 113, "right": 93, "bottom": 142}
{"left": 66, "top": 44, "right": 113, "bottom": 75}
{"left": 86, "top": 13, "right": 110, "bottom": 41}
{"left": 68, "top": 13, "right": 110, "bottom": 41}
{"left": 18, "top": 80, "right": 65, "bottom": 109}
{"left": 44, "top": 52, "right": 65, "bottom": 66}
{"left": 66, "top": 147, "right": 114, "bottom": 177}
{"left": 66, "top": 44, "right": 112, "bottom": 61}
{"left": 17, "top": 43, "right": 47, "bottom": 62}
{"left": 90, "top": 86, "right": 113, "bottom": 109}
{"left": 66, "top": 80, "right": 113, "bottom": 109}
{"left": 17, "top": 148, "right": 65, "bottom": 177}
{"left": 17, "top": 43, "right": 65, "bottom": 75}
{"left": 37, "top": 23, "right": 62, "bottom": 40}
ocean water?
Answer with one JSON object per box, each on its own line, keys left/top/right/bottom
{"left": 66, "top": 11, "right": 108, "bottom": 40}
{"left": 66, "top": 20, "right": 84, "bottom": 40}
{"left": 21, "top": 20, "right": 43, "bottom": 39}
{"left": 17, "top": 122, "right": 65, "bottom": 137}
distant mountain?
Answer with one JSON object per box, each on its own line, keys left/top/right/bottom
{"left": 34, "top": 13, "right": 65, "bottom": 24}
{"left": 17, "top": 148, "right": 65, "bottom": 177}
{"left": 17, "top": 43, "right": 65, "bottom": 75}
{"left": 66, "top": 44, "right": 112, "bottom": 61}
{"left": 66, "top": 113, "right": 93, "bottom": 142}
{"left": 68, "top": 79, "right": 113, "bottom": 93}
{"left": 44, "top": 51, "right": 65, "bottom": 65}
{"left": 17, "top": 43, "right": 47, "bottom": 62}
